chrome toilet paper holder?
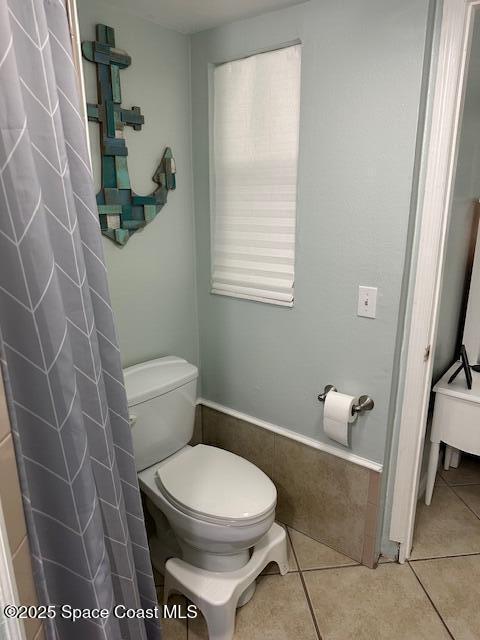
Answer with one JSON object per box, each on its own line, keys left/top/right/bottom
{"left": 317, "top": 385, "right": 374, "bottom": 413}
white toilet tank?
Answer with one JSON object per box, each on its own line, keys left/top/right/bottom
{"left": 124, "top": 356, "right": 198, "bottom": 472}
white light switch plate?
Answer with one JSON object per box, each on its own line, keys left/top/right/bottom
{"left": 357, "top": 286, "right": 377, "bottom": 319}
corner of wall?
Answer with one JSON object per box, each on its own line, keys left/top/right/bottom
{"left": 187, "top": 31, "right": 203, "bottom": 393}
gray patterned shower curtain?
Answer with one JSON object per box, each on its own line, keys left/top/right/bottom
{"left": 0, "top": 1, "right": 160, "bottom": 639}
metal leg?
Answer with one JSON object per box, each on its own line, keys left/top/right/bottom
{"left": 426, "top": 441, "right": 440, "bottom": 506}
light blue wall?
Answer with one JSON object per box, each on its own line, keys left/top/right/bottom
{"left": 433, "top": 12, "right": 480, "bottom": 380}
{"left": 79, "top": 0, "right": 198, "bottom": 369}
{"left": 191, "top": 0, "right": 432, "bottom": 464}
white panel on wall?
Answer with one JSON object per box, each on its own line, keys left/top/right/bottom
{"left": 211, "top": 45, "right": 301, "bottom": 307}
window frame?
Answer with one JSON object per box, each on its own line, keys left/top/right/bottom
{"left": 208, "top": 41, "right": 302, "bottom": 308}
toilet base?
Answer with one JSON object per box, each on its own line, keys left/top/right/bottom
{"left": 164, "top": 522, "right": 288, "bottom": 640}
{"left": 180, "top": 543, "right": 251, "bottom": 573}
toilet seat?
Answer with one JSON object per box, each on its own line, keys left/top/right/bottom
{"left": 155, "top": 445, "right": 276, "bottom": 526}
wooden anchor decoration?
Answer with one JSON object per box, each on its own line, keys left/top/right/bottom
{"left": 82, "top": 24, "right": 176, "bottom": 245}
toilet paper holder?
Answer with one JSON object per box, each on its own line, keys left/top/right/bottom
{"left": 317, "top": 385, "right": 374, "bottom": 413}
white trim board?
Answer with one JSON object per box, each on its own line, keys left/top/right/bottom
{"left": 197, "top": 398, "right": 383, "bottom": 473}
{"left": 389, "top": 0, "right": 480, "bottom": 562}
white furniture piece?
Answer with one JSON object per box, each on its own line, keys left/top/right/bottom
{"left": 164, "top": 522, "right": 288, "bottom": 640}
{"left": 124, "top": 357, "right": 286, "bottom": 638}
{"left": 425, "top": 362, "right": 480, "bottom": 505}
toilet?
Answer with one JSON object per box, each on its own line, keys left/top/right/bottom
{"left": 124, "top": 356, "right": 288, "bottom": 638}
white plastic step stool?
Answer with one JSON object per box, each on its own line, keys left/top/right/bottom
{"left": 163, "top": 522, "right": 288, "bottom": 640}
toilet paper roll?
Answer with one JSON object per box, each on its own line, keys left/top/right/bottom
{"left": 323, "top": 391, "right": 358, "bottom": 446}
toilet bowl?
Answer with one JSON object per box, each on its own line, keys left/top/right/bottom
{"left": 124, "top": 357, "right": 285, "bottom": 616}
{"left": 140, "top": 444, "right": 276, "bottom": 570}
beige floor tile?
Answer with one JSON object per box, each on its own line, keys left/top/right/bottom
{"left": 435, "top": 473, "right": 447, "bottom": 486}
{"left": 304, "top": 563, "right": 450, "bottom": 640}
{"left": 439, "top": 454, "right": 480, "bottom": 486}
{"left": 188, "top": 573, "right": 317, "bottom": 640}
{"left": 161, "top": 593, "right": 188, "bottom": 640}
{"left": 378, "top": 555, "right": 396, "bottom": 564}
{"left": 411, "top": 486, "right": 480, "bottom": 559}
{"left": 454, "top": 484, "right": 480, "bottom": 518}
{"left": 261, "top": 524, "right": 298, "bottom": 574}
{"left": 288, "top": 527, "right": 358, "bottom": 570}
{"left": 412, "top": 555, "right": 480, "bottom": 640}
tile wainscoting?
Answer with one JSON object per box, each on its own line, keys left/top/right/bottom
{"left": 199, "top": 404, "right": 382, "bottom": 567}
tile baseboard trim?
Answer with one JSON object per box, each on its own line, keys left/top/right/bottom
{"left": 197, "top": 398, "right": 383, "bottom": 473}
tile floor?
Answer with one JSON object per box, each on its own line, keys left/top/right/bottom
{"left": 156, "top": 454, "right": 480, "bottom": 639}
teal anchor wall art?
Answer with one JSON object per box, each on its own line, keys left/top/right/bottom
{"left": 82, "top": 24, "right": 176, "bottom": 245}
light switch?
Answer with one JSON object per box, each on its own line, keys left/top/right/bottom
{"left": 357, "top": 286, "right": 377, "bottom": 319}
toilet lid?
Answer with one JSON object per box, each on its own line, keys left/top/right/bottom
{"left": 155, "top": 445, "right": 276, "bottom": 524}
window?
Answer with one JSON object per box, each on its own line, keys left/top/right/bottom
{"left": 211, "top": 44, "right": 301, "bottom": 307}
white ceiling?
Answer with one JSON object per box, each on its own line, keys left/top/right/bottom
{"left": 101, "top": 0, "right": 306, "bottom": 35}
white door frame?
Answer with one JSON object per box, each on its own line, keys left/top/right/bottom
{"left": 390, "top": 0, "right": 480, "bottom": 562}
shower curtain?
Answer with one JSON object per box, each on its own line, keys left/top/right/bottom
{"left": 0, "top": 1, "right": 160, "bottom": 639}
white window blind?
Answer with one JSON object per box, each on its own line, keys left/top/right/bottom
{"left": 211, "top": 44, "right": 301, "bottom": 307}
